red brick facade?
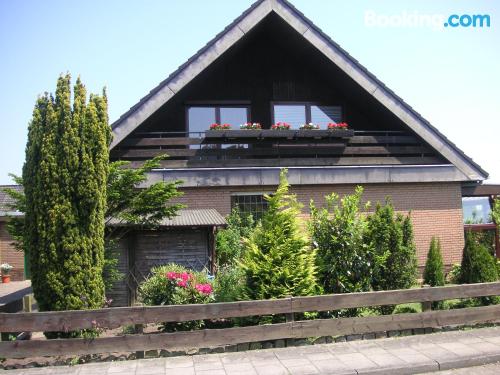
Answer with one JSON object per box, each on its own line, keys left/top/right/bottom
{"left": 173, "top": 182, "right": 465, "bottom": 267}
{"left": 0, "top": 221, "right": 24, "bottom": 281}
{"left": 0, "top": 182, "right": 465, "bottom": 280}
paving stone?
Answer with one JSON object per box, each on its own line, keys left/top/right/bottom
{"left": 286, "top": 365, "right": 319, "bottom": 374}
{"left": 223, "top": 363, "right": 256, "bottom": 374}
{"left": 438, "top": 342, "right": 483, "bottom": 356}
{"left": 313, "top": 359, "right": 356, "bottom": 374}
{"left": 280, "top": 358, "right": 313, "bottom": 368}
{"left": 195, "top": 369, "right": 227, "bottom": 375}
{"left": 336, "top": 352, "right": 379, "bottom": 370}
{"left": 166, "top": 368, "right": 195, "bottom": 375}
{"left": 253, "top": 363, "right": 289, "bottom": 375}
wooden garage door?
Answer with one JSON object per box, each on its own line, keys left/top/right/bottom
{"left": 134, "top": 229, "right": 209, "bottom": 281}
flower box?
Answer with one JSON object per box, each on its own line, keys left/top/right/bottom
{"left": 261, "top": 130, "right": 296, "bottom": 139}
{"left": 224, "top": 130, "right": 263, "bottom": 138}
{"left": 296, "top": 130, "right": 332, "bottom": 138}
{"left": 327, "top": 129, "right": 354, "bottom": 138}
{"left": 204, "top": 130, "right": 227, "bottom": 138}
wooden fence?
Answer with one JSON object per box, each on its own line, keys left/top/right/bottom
{"left": 2, "top": 282, "right": 500, "bottom": 359}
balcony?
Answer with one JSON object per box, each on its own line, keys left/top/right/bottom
{"left": 111, "top": 130, "right": 445, "bottom": 169}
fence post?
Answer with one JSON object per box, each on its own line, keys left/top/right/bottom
{"left": 421, "top": 284, "right": 432, "bottom": 312}
{"left": 134, "top": 303, "right": 145, "bottom": 359}
{"left": 285, "top": 295, "right": 294, "bottom": 345}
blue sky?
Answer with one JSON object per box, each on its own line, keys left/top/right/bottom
{"left": 0, "top": 0, "right": 498, "bottom": 184}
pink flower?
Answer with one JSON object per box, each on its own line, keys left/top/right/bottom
{"left": 166, "top": 272, "right": 177, "bottom": 280}
{"left": 180, "top": 272, "right": 191, "bottom": 281}
{"left": 177, "top": 279, "right": 187, "bottom": 287}
{"left": 195, "top": 283, "right": 213, "bottom": 295}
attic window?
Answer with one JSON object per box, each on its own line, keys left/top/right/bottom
{"left": 187, "top": 105, "right": 249, "bottom": 135}
{"left": 273, "top": 103, "right": 342, "bottom": 128}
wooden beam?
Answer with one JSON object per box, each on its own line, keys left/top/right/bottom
{"left": 2, "top": 305, "right": 500, "bottom": 358}
{"left": 2, "top": 282, "right": 499, "bottom": 333}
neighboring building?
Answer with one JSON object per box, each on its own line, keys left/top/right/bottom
{"left": 0, "top": 185, "right": 24, "bottom": 281}
{"left": 110, "top": 0, "right": 487, "bottom": 272}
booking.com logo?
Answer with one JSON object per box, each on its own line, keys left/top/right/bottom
{"left": 364, "top": 11, "right": 491, "bottom": 30}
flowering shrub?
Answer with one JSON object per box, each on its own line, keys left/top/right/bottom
{"left": 209, "top": 123, "right": 231, "bottom": 130}
{"left": 240, "top": 122, "right": 261, "bottom": 130}
{"left": 299, "top": 123, "right": 319, "bottom": 130}
{"left": 327, "top": 122, "right": 348, "bottom": 130}
{"left": 271, "top": 122, "right": 291, "bottom": 130}
{"left": 139, "top": 263, "right": 214, "bottom": 331}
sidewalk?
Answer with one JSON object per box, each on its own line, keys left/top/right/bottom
{"left": 7, "top": 326, "right": 500, "bottom": 375}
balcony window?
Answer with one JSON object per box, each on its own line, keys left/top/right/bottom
{"left": 187, "top": 105, "right": 249, "bottom": 135}
{"left": 272, "top": 103, "right": 342, "bottom": 128}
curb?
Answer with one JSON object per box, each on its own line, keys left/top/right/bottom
{"left": 354, "top": 353, "right": 500, "bottom": 375}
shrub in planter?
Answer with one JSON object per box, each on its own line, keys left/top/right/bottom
{"left": 139, "top": 263, "right": 213, "bottom": 331}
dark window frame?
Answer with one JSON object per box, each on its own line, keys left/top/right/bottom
{"left": 230, "top": 192, "right": 271, "bottom": 220}
{"left": 270, "top": 101, "right": 344, "bottom": 125}
{"left": 185, "top": 102, "right": 252, "bottom": 135}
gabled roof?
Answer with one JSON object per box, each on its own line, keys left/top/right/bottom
{"left": 110, "top": 0, "right": 487, "bottom": 181}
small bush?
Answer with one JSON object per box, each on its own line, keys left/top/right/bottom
{"left": 460, "top": 232, "right": 498, "bottom": 305}
{"left": 216, "top": 209, "right": 254, "bottom": 268}
{"left": 139, "top": 263, "right": 213, "bottom": 331}
{"left": 423, "top": 237, "right": 445, "bottom": 287}
{"left": 367, "top": 200, "right": 418, "bottom": 314}
{"left": 214, "top": 266, "right": 245, "bottom": 303}
{"left": 446, "top": 264, "right": 461, "bottom": 284}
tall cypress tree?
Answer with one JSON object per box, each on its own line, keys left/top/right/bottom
{"left": 23, "top": 74, "right": 109, "bottom": 313}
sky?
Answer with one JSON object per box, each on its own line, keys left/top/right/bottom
{"left": 0, "top": 0, "right": 499, "bottom": 185}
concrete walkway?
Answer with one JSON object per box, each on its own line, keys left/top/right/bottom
{"left": 7, "top": 326, "right": 500, "bottom": 374}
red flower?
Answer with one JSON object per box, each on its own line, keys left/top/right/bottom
{"left": 177, "top": 279, "right": 187, "bottom": 288}
{"left": 166, "top": 271, "right": 177, "bottom": 280}
{"left": 180, "top": 272, "right": 191, "bottom": 281}
{"left": 195, "top": 283, "right": 213, "bottom": 295}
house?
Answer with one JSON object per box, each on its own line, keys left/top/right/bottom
{"left": 0, "top": 0, "right": 492, "bottom": 305}
{"left": 110, "top": 0, "right": 487, "bottom": 275}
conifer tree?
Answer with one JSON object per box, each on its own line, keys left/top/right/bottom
{"left": 460, "top": 232, "right": 498, "bottom": 285}
{"left": 367, "top": 200, "right": 417, "bottom": 314}
{"left": 423, "top": 237, "right": 445, "bottom": 287}
{"left": 23, "top": 75, "right": 110, "bottom": 313}
{"left": 240, "top": 169, "right": 318, "bottom": 300}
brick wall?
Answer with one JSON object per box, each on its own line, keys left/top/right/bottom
{"left": 0, "top": 222, "right": 24, "bottom": 281}
{"left": 173, "top": 182, "right": 465, "bottom": 267}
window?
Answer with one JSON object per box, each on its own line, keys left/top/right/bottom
{"left": 462, "top": 197, "right": 493, "bottom": 224}
{"left": 272, "top": 103, "right": 342, "bottom": 128}
{"left": 231, "top": 193, "right": 269, "bottom": 220}
{"left": 187, "top": 105, "right": 249, "bottom": 135}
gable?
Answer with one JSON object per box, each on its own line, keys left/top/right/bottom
{"left": 110, "top": 0, "right": 487, "bottom": 181}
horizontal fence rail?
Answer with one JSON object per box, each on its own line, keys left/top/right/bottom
{"left": 2, "top": 282, "right": 500, "bottom": 358}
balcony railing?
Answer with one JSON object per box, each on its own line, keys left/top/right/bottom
{"left": 110, "top": 130, "right": 446, "bottom": 169}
